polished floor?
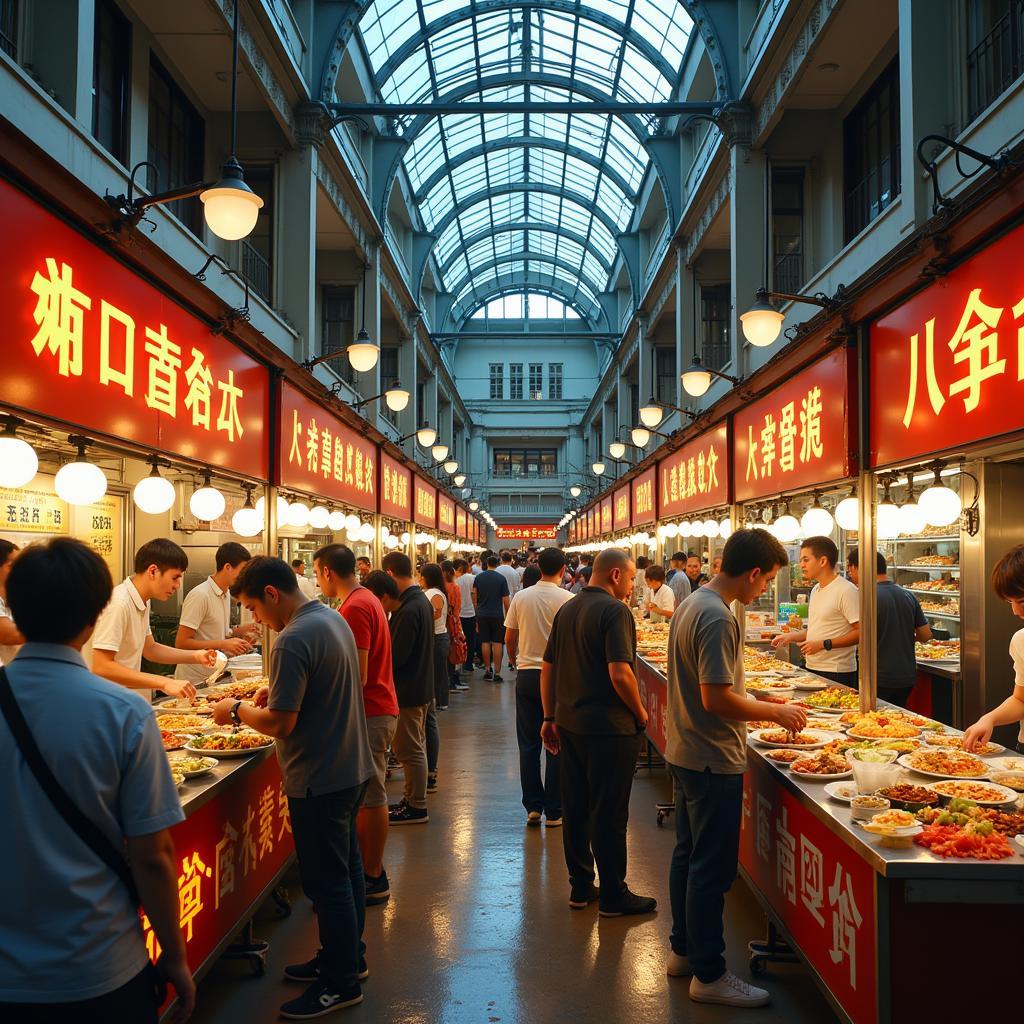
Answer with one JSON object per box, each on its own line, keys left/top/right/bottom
{"left": 192, "top": 671, "right": 840, "bottom": 1024}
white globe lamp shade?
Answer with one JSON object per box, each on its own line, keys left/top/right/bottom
{"left": 189, "top": 483, "right": 225, "bottom": 522}
{"left": 200, "top": 163, "right": 264, "bottom": 240}
{"left": 416, "top": 425, "right": 437, "bottom": 448}
{"left": 346, "top": 527, "right": 361, "bottom": 542}
{"left": 431, "top": 444, "right": 449, "bottom": 462}
{"left": 347, "top": 336, "right": 380, "bottom": 373}
{"left": 444, "top": 460, "right": 459, "bottom": 474}
{"left": 400, "top": 532, "right": 410, "bottom": 545}
{"left": 608, "top": 441, "right": 626, "bottom": 460}
{"left": 592, "top": 462, "right": 605, "bottom": 476}
{"left": 286, "top": 501, "right": 311, "bottom": 528}
{"left": 345, "top": 513, "right": 361, "bottom": 532}
{"left": 630, "top": 428, "right": 651, "bottom": 448}
{"left": 454, "top": 474, "right": 466, "bottom": 487}
{"left": 835, "top": 496, "right": 860, "bottom": 532}
{"left": 774, "top": 514, "right": 801, "bottom": 544}
{"left": 740, "top": 290, "right": 785, "bottom": 347}
{"left": 702, "top": 518, "right": 719, "bottom": 538}
{"left": 691, "top": 520, "right": 705, "bottom": 538}
{"left": 663, "top": 522, "right": 679, "bottom": 538}
{"left": 309, "top": 505, "right": 330, "bottom": 530}
{"left": 876, "top": 500, "right": 902, "bottom": 540}
{"left": 678, "top": 521, "right": 693, "bottom": 538}
{"left": 0, "top": 430, "right": 38, "bottom": 487}
{"left": 384, "top": 384, "right": 410, "bottom": 412}
{"left": 55, "top": 460, "right": 108, "bottom": 506}
{"left": 800, "top": 505, "right": 835, "bottom": 538}
{"left": 897, "top": 500, "right": 927, "bottom": 536}
{"left": 255, "top": 495, "right": 290, "bottom": 523}
{"left": 919, "top": 482, "right": 962, "bottom": 528}
{"left": 718, "top": 518, "right": 733, "bottom": 539}
{"left": 386, "top": 534, "right": 400, "bottom": 549}
{"left": 570, "top": 485, "right": 582, "bottom": 498}
{"left": 381, "top": 524, "right": 391, "bottom": 538}
{"left": 232, "top": 506, "right": 263, "bottom": 537}
{"left": 639, "top": 401, "right": 664, "bottom": 429}
{"left": 358, "top": 522, "right": 375, "bottom": 542}
{"left": 469, "top": 501, "right": 480, "bottom": 511}
{"left": 328, "top": 510, "right": 346, "bottom": 531}
{"left": 681, "top": 365, "right": 712, "bottom": 398}
{"left": 133, "top": 472, "right": 176, "bottom": 515}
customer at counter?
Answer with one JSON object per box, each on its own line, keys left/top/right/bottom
{"left": 965, "top": 545, "right": 1024, "bottom": 754}
{"left": 666, "top": 528, "right": 806, "bottom": 1009}
{"left": 848, "top": 548, "right": 931, "bottom": 708}
{"left": 92, "top": 539, "right": 215, "bottom": 701}
{"left": 644, "top": 565, "right": 675, "bottom": 622}
{"left": 0, "top": 539, "right": 25, "bottom": 665}
{"left": 0, "top": 539, "right": 193, "bottom": 1022}
{"left": 670, "top": 554, "right": 706, "bottom": 607}
{"left": 771, "top": 536, "right": 859, "bottom": 685}
{"left": 216, "top": 556, "right": 373, "bottom": 1019}
{"left": 174, "top": 542, "right": 256, "bottom": 685}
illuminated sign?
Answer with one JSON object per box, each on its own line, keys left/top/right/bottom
{"left": 613, "top": 485, "right": 631, "bottom": 530}
{"left": 659, "top": 422, "right": 729, "bottom": 516}
{"left": 632, "top": 468, "right": 656, "bottom": 526}
{"left": 494, "top": 524, "right": 558, "bottom": 540}
{"left": 456, "top": 506, "right": 467, "bottom": 539}
{"left": 380, "top": 452, "right": 411, "bottom": 519}
{"left": 414, "top": 477, "right": 437, "bottom": 528}
{"left": 438, "top": 493, "right": 455, "bottom": 533}
{"left": 600, "top": 496, "right": 613, "bottom": 535}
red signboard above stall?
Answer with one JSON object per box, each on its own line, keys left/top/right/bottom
{"left": 1, "top": 178, "right": 270, "bottom": 477}
{"left": 456, "top": 505, "right": 467, "bottom": 539}
{"left": 600, "top": 496, "right": 613, "bottom": 534}
{"left": 659, "top": 422, "right": 729, "bottom": 517}
{"left": 871, "top": 221, "right": 1024, "bottom": 467}
{"left": 632, "top": 468, "right": 656, "bottom": 526}
{"left": 732, "top": 347, "right": 854, "bottom": 503}
{"left": 414, "top": 477, "right": 437, "bottom": 528}
{"left": 613, "top": 485, "right": 630, "bottom": 531}
{"left": 380, "top": 451, "right": 411, "bottom": 520}
{"left": 438, "top": 493, "right": 455, "bottom": 533}
{"left": 278, "top": 384, "right": 376, "bottom": 512}
{"left": 494, "top": 524, "right": 558, "bottom": 540}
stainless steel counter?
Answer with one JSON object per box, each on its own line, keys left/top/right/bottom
{"left": 172, "top": 744, "right": 278, "bottom": 818}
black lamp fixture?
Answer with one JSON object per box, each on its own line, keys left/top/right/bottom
{"left": 738, "top": 285, "right": 847, "bottom": 349}
{"left": 105, "top": 1, "right": 262, "bottom": 240}
{"left": 398, "top": 421, "right": 438, "bottom": 448}
{"left": 302, "top": 262, "right": 379, "bottom": 373}
{"left": 353, "top": 380, "right": 410, "bottom": 413}
{"left": 915, "top": 133, "right": 1015, "bottom": 215}
{"left": 680, "top": 354, "right": 742, "bottom": 398}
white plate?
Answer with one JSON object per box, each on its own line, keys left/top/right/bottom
{"left": 925, "top": 780, "right": 1020, "bottom": 805}
{"left": 795, "top": 703, "right": 846, "bottom": 715}
{"left": 792, "top": 678, "right": 829, "bottom": 691}
{"left": 846, "top": 725, "right": 923, "bottom": 742}
{"left": 824, "top": 781, "right": 859, "bottom": 802}
{"left": 1014, "top": 835, "right": 1024, "bottom": 855}
{"left": 184, "top": 738, "right": 274, "bottom": 759}
{"left": 790, "top": 766, "right": 853, "bottom": 781}
{"left": 167, "top": 754, "right": 220, "bottom": 777}
{"left": 922, "top": 734, "right": 1005, "bottom": 756}
{"left": 989, "top": 757, "right": 1024, "bottom": 774}
{"left": 861, "top": 822, "right": 923, "bottom": 838}
{"left": 897, "top": 753, "right": 990, "bottom": 780}
{"left": 155, "top": 698, "right": 213, "bottom": 714}
{"left": 749, "top": 729, "right": 842, "bottom": 750}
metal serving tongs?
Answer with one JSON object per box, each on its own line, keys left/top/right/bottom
{"left": 204, "top": 651, "right": 229, "bottom": 690}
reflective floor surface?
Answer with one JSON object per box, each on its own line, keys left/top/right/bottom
{"left": 191, "top": 670, "right": 840, "bottom": 1023}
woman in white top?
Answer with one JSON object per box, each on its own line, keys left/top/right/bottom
{"left": 644, "top": 564, "right": 676, "bottom": 622}
{"left": 420, "top": 563, "right": 451, "bottom": 788}
{"left": 0, "top": 539, "right": 25, "bottom": 664}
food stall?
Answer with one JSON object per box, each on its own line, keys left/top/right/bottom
{"left": 413, "top": 474, "right": 437, "bottom": 564}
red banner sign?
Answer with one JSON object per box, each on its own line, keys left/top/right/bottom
{"left": 0, "top": 178, "right": 270, "bottom": 477}
{"left": 613, "top": 485, "right": 631, "bottom": 531}
{"left": 740, "top": 756, "right": 878, "bottom": 1023}
{"left": 278, "top": 384, "right": 376, "bottom": 511}
{"left": 494, "top": 524, "right": 558, "bottom": 540}
{"left": 414, "top": 477, "right": 436, "bottom": 528}
{"left": 380, "top": 452, "right": 411, "bottom": 520}
{"left": 871, "top": 222, "right": 1024, "bottom": 466}
{"left": 732, "top": 348, "right": 854, "bottom": 502}
{"left": 600, "top": 496, "right": 613, "bottom": 535}
{"left": 659, "top": 422, "right": 729, "bottom": 517}
{"left": 456, "top": 506, "right": 467, "bottom": 539}
{"left": 438, "top": 493, "right": 455, "bottom": 533}
{"left": 585, "top": 507, "right": 594, "bottom": 539}
{"left": 632, "top": 467, "right": 656, "bottom": 526}
{"left": 147, "top": 753, "right": 293, "bottom": 1006}
{"left": 636, "top": 659, "right": 669, "bottom": 756}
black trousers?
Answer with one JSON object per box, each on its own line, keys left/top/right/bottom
{"left": 515, "top": 669, "right": 560, "bottom": 816}
{"left": 558, "top": 727, "right": 641, "bottom": 900}
{"left": 812, "top": 668, "right": 859, "bottom": 687}
{"left": 0, "top": 965, "right": 161, "bottom": 1023}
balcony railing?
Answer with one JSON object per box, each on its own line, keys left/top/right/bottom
{"left": 491, "top": 468, "right": 559, "bottom": 479}
{"left": 240, "top": 241, "right": 272, "bottom": 304}
{"left": 0, "top": 0, "right": 16, "bottom": 59}
{"left": 773, "top": 250, "right": 804, "bottom": 297}
{"left": 966, "top": 0, "right": 1024, "bottom": 123}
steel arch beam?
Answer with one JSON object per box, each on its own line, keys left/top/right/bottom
{"left": 445, "top": 275, "right": 607, "bottom": 330}
{"left": 438, "top": 221, "right": 613, "bottom": 278}
{"left": 413, "top": 138, "right": 637, "bottom": 206}
{"left": 371, "top": 0, "right": 678, "bottom": 94}
{"left": 447, "top": 252, "right": 606, "bottom": 311}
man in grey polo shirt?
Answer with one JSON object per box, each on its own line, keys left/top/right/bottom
{"left": 215, "top": 557, "right": 372, "bottom": 1020}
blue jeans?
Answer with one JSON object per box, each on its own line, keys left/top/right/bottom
{"left": 289, "top": 782, "right": 368, "bottom": 991}
{"left": 668, "top": 765, "right": 743, "bottom": 984}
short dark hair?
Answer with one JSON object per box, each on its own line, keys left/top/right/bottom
{"left": 420, "top": 562, "right": 445, "bottom": 591}
{"left": 645, "top": 564, "right": 666, "bottom": 583}
{"left": 453, "top": 558, "right": 469, "bottom": 572}
{"left": 670, "top": 551, "right": 686, "bottom": 564}
{"left": 720, "top": 528, "right": 789, "bottom": 577}
{"left": 501, "top": 551, "right": 513, "bottom": 563}
{"left": 801, "top": 535, "right": 839, "bottom": 568}
{"left": 636, "top": 555, "right": 650, "bottom": 570}
{"left": 291, "top": 558, "right": 305, "bottom": 569}
{"left": 441, "top": 560, "right": 456, "bottom": 581}
{"left": 522, "top": 565, "right": 542, "bottom": 588}
{"left": 8, "top": 539, "right": 112, "bottom": 644}
{"left": 579, "top": 565, "right": 593, "bottom": 581}
{"left": 231, "top": 556, "right": 300, "bottom": 599}
{"left": 537, "top": 547, "right": 566, "bottom": 576}
{"left": 992, "top": 545, "right": 1024, "bottom": 600}
{"left": 0, "top": 539, "right": 18, "bottom": 564}
{"left": 216, "top": 542, "right": 252, "bottom": 571}
{"left": 356, "top": 556, "right": 372, "bottom": 566}
{"left": 847, "top": 547, "right": 887, "bottom": 575}
{"left": 315, "top": 543, "right": 356, "bottom": 578}
{"left": 381, "top": 551, "right": 413, "bottom": 579}
{"left": 363, "top": 569, "right": 399, "bottom": 601}
{"left": 134, "top": 538, "right": 188, "bottom": 575}
{"left": 486, "top": 555, "right": 499, "bottom": 568}
{"left": 686, "top": 552, "right": 700, "bottom": 561}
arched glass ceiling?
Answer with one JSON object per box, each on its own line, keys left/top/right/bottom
{"left": 357, "top": 0, "right": 693, "bottom": 324}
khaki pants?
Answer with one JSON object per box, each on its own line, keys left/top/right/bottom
{"left": 393, "top": 703, "right": 430, "bottom": 809}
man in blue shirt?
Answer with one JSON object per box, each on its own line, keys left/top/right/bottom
{"left": 0, "top": 538, "right": 192, "bottom": 1023}
{"left": 473, "top": 555, "right": 510, "bottom": 681}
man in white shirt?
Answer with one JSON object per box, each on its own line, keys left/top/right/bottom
{"left": 455, "top": 559, "right": 478, "bottom": 673}
{"left": 92, "top": 539, "right": 216, "bottom": 700}
{"left": 497, "top": 551, "right": 521, "bottom": 597}
{"left": 175, "top": 541, "right": 257, "bottom": 684}
{"left": 0, "top": 539, "right": 24, "bottom": 665}
{"left": 772, "top": 535, "right": 860, "bottom": 685}
{"left": 644, "top": 565, "right": 675, "bottom": 622}
{"left": 292, "top": 559, "right": 319, "bottom": 600}
{"left": 505, "top": 547, "right": 574, "bottom": 827}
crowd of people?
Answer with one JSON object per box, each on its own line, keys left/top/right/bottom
{"left": 4, "top": 529, "right": 1024, "bottom": 1019}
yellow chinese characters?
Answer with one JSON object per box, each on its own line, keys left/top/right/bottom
{"left": 660, "top": 443, "right": 721, "bottom": 506}
{"left": 744, "top": 386, "right": 825, "bottom": 483}
{"left": 634, "top": 479, "right": 654, "bottom": 517}
{"left": 287, "top": 406, "right": 376, "bottom": 497}
{"left": 383, "top": 463, "right": 409, "bottom": 510}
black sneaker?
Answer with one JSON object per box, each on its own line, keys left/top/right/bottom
{"left": 387, "top": 797, "right": 408, "bottom": 814}
{"left": 569, "top": 884, "right": 601, "bottom": 909}
{"left": 483, "top": 669, "right": 494, "bottom": 681}
{"left": 492, "top": 674, "right": 504, "bottom": 683}
{"left": 284, "top": 953, "right": 322, "bottom": 983}
{"left": 364, "top": 870, "right": 390, "bottom": 905}
{"left": 279, "top": 981, "right": 362, "bottom": 1018}
{"left": 426, "top": 773, "right": 438, "bottom": 794}
{"left": 389, "top": 803, "right": 429, "bottom": 825}
{"left": 599, "top": 890, "right": 658, "bottom": 918}
{"left": 452, "top": 681, "right": 470, "bottom": 691}
{"left": 358, "top": 957, "right": 368, "bottom": 982}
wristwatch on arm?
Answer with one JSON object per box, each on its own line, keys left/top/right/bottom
{"left": 823, "top": 639, "right": 833, "bottom": 651}
{"left": 230, "top": 700, "right": 243, "bottom": 726}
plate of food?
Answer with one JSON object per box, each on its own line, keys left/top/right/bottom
{"left": 749, "top": 729, "right": 840, "bottom": 749}
{"left": 824, "top": 781, "right": 859, "bottom": 803}
{"left": 861, "top": 808, "right": 923, "bottom": 838}
{"left": 989, "top": 771, "right": 1024, "bottom": 793}
{"left": 799, "top": 688, "right": 860, "bottom": 711}
{"left": 988, "top": 756, "right": 1024, "bottom": 774}
{"left": 789, "top": 752, "right": 852, "bottom": 780}
{"left": 923, "top": 733, "right": 1005, "bottom": 755}
{"left": 171, "top": 770, "right": 186, "bottom": 789}
{"left": 747, "top": 720, "right": 781, "bottom": 731}
{"left": 875, "top": 783, "right": 940, "bottom": 811}
{"left": 764, "top": 748, "right": 803, "bottom": 764}
{"left": 847, "top": 719, "right": 922, "bottom": 741}
{"left": 156, "top": 697, "right": 214, "bottom": 714}
{"left": 926, "top": 780, "right": 1019, "bottom": 805}
{"left": 185, "top": 732, "right": 274, "bottom": 757}
{"left": 805, "top": 717, "right": 848, "bottom": 732}
{"left": 792, "top": 677, "right": 829, "bottom": 691}
{"left": 167, "top": 754, "right": 219, "bottom": 777}
{"left": 161, "top": 730, "right": 189, "bottom": 752}
{"left": 152, "top": 713, "right": 216, "bottom": 734}
{"left": 746, "top": 678, "right": 796, "bottom": 692}
{"left": 898, "top": 750, "right": 990, "bottom": 779}
{"left": 916, "top": 822, "right": 1015, "bottom": 860}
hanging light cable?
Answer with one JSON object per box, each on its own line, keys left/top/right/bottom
{"left": 348, "top": 262, "right": 380, "bottom": 372}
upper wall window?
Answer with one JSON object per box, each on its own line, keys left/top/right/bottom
{"left": 148, "top": 54, "right": 205, "bottom": 237}
{"left": 238, "top": 165, "right": 274, "bottom": 303}
{"left": 843, "top": 58, "right": 900, "bottom": 243}
{"left": 771, "top": 168, "right": 804, "bottom": 295}
{"left": 0, "top": 0, "right": 19, "bottom": 60}
{"left": 700, "top": 283, "right": 731, "bottom": 372}
{"left": 655, "top": 347, "right": 674, "bottom": 403}
{"left": 469, "top": 292, "right": 583, "bottom": 321}
{"left": 92, "top": 0, "right": 131, "bottom": 165}
{"left": 509, "top": 363, "right": 523, "bottom": 400}
{"left": 965, "top": 0, "right": 1024, "bottom": 123}
{"left": 489, "top": 363, "right": 504, "bottom": 400}
{"left": 548, "top": 363, "right": 563, "bottom": 400}
{"left": 528, "top": 363, "right": 543, "bottom": 400}
{"left": 321, "top": 285, "right": 356, "bottom": 385}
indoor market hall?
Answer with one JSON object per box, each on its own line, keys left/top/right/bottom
{"left": 1, "top": 0, "right": 1022, "bottom": 1023}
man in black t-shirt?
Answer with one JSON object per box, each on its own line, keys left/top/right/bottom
{"left": 540, "top": 548, "right": 656, "bottom": 917}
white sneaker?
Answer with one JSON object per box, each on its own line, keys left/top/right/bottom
{"left": 666, "top": 952, "right": 691, "bottom": 977}
{"left": 689, "top": 971, "right": 770, "bottom": 1007}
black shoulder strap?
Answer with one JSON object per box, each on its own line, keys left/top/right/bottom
{"left": 0, "top": 667, "right": 140, "bottom": 905}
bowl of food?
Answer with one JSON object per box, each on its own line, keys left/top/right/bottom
{"left": 847, "top": 748, "right": 902, "bottom": 793}
{"left": 861, "top": 808, "right": 923, "bottom": 847}
{"left": 850, "top": 795, "right": 890, "bottom": 820}
{"left": 989, "top": 771, "right": 1024, "bottom": 793}
{"left": 875, "top": 783, "right": 940, "bottom": 812}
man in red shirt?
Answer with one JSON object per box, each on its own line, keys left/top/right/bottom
{"left": 315, "top": 544, "right": 400, "bottom": 906}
